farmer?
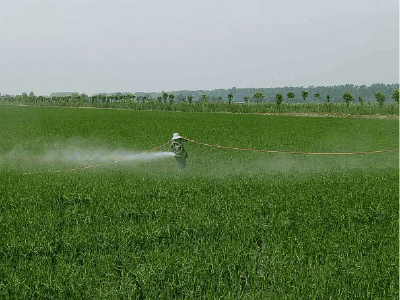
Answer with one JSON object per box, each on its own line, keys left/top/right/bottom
{"left": 169, "top": 132, "right": 189, "bottom": 170}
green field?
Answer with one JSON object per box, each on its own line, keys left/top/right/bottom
{"left": 0, "top": 106, "right": 398, "bottom": 299}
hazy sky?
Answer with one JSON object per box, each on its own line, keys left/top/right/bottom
{"left": 1, "top": 0, "right": 398, "bottom": 96}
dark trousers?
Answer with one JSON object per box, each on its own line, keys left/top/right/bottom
{"left": 175, "top": 156, "right": 187, "bottom": 170}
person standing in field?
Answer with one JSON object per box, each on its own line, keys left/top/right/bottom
{"left": 169, "top": 132, "right": 189, "bottom": 170}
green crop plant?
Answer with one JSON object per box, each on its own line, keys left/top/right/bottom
{"left": 0, "top": 106, "right": 398, "bottom": 298}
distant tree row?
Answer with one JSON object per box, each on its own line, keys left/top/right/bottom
{"left": 1, "top": 85, "right": 399, "bottom": 106}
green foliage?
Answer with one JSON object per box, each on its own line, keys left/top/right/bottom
{"left": 358, "top": 96, "right": 364, "bottom": 105}
{"left": 228, "top": 93, "right": 233, "bottom": 105}
{"left": 301, "top": 90, "right": 308, "bottom": 101}
{"left": 21, "top": 92, "right": 28, "bottom": 103}
{"left": 276, "top": 93, "right": 283, "bottom": 106}
{"left": 313, "top": 93, "right": 321, "bottom": 102}
{"left": 187, "top": 95, "right": 193, "bottom": 104}
{"left": 168, "top": 93, "right": 175, "bottom": 104}
{"left": 162, "top": 92, "right": 168, "bottom": 103}
{"left": 177, "top": 93, "right": 186, "bottom": 103}
{"left": 0, "top": 107, "right": 400, "bottom": 299}
{"left": 326, "top": 95, "right": 330, "bottom": 102}
{"left": 243, "top": 96, "right": 249, "bottom": 104}
{"left": 253, "top": 91, "right": 264, "bottom": 104}
{"left": 342, "top": 91, "right": 354, "bottom": 108}
{"left": 202, "top": 94, "right": 209, "bottom": 103}
{"left": 390, "top": 89, "right": 399, "bottom": 103}
{"left": 374, "top": 91, "right": 386, "bottom": 107}
{"left": 28, "top": 91, "right": 36, "bottom": 103}
{"left": 287, "top": 91, "right": 295, "bottom": 102}
{"left": 0, "top": 106, "right": 398, "bottom": 298}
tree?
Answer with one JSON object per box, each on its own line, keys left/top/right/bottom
{"left": 287, "top": 92, "right": 295, "bottom": 103}
{"left": 253, "top": 91, "right": 265, "bottom": 104}
{"left": 177, "top": 94, "right": 186, "bottom": 103}
{"left": 301, "top": 91, "right": 308, "bottom": 102}
{"left": 70, "top": 92, "right": 80, "bottom": 104}
{"left": 28, "top": 91, "right": 36, "bottom": 103}
{"left": 243, "top": 96, "right": 249, "bottom": 104}
{"left": 168, "top": 93, "right": 175, "bottom": 104}
{"left": 187, "top": 95, "right": 193, "bottom": 104}
{"left": 227, "top": 93, "right": 233, "bottom": 105}
{"left": 326, "top": 95, "right": 330, "bottom": 103}
{"left": 157, "top": 96, "right": 162, "bottom": 103}
{"left": 276, "top": 93, "right": 283, "bottom": 106}
{"left": 21, "top": 92, "right": 28, "bottom": 103}
{"left": 81, "top": 93, "right": 88, "bottom": 104}
{"left": 342, "top": 91, "right": 353, "bottom": 108}
{"left": 358, "top": 96, "right": 364, "bottom": 105}
{"left": 313, "top": 93, "right": 321, "bottom": 102}
{"left": 391, "top": 89, "right": 399, "bottom": 103}
{"left": 99, "top": 94, "right": 107, "bottom": 103}
{"left": 124, "top": 93, "right": 133, "bottom": 103}
{"left": 162, "top": 92, "right": 168, "bottom": 103}
{"left": 202, "top": 94, "right": 209, "bottom": 103}
{"left": 374, "top": 91, "right": 386, "bottom": 107}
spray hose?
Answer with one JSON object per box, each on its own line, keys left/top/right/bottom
{"left": 183, "top": 137, "right": 399, "bottom": 156}
{"left": 22, "top": 138, "right": 398, "bottom": 174}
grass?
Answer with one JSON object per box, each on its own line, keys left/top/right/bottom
{"left": 0, "top": 106, "right": 398, "bottom": 299}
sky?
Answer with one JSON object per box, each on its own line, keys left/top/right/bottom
{"left": 1, "top": 0, "right": 398, "bottom": 96}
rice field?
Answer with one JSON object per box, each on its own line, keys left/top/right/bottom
{"left": 0, "top": 105, "right": 398, "bottom": 299}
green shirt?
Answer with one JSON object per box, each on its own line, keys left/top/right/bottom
{"left": 170, "top": 138, "right": 188, "bottom": 158}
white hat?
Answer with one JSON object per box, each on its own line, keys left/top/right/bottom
{"left": 172, "top": 132, "right": 183, "bottom": 140}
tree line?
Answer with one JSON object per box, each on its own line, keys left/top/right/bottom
{"left": 1, "top": 85, "right": 398, "bottom": 107}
